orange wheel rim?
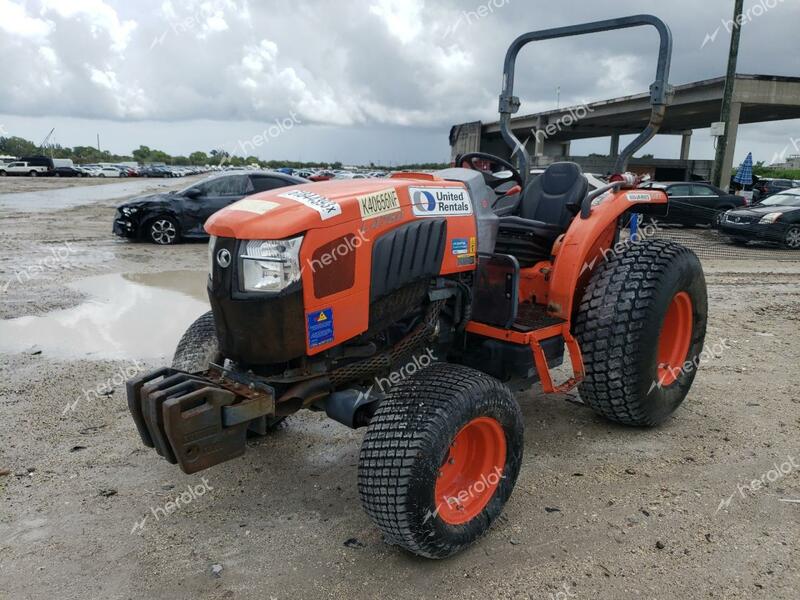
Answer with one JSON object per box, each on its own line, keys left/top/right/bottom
{"left": 656, "top": 291, "right": 693, "bottom": 387}
{"left": 434, "top": 417, "right": 506, "bottom": 525}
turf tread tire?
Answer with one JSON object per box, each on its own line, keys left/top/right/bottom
{"left": 358, "top": 363, "right": 523, "bottom": 559}
{"left": 172, "top": 311, "right": 285, "bottom": 432}
{"left": 573, "top": 240, "right": 707, "bottom": 427}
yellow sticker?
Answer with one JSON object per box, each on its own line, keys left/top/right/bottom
{"left": 469, "top": 236, "right": 477, "bottom": 254}
{"left": 228, "top": 199, "right": 280, "bottom": 215}
{"left": 317, "top": 312, "right": 328, "bottom": 322}
{"left": 357, "top": 188, "right": 401, "bottom": 220}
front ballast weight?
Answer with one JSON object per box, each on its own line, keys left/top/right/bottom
{"left": 127, "top": 364, "right": 276, "bottom": 474}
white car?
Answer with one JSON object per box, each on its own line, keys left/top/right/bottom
{"left": 97, "top": 166, "right": 123, "bottom": 178}
{"left": 0, "top": 161, "right": 50, "bottom": 177}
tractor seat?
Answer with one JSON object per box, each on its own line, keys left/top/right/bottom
{"left": 494, "top": 162, "right": 588, "bottom": 266}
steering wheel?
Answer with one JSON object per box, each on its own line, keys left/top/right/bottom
{"left": 458, "top": 152, "right": 524, "bottom": 191}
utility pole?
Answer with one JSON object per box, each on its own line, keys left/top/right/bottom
{"left": 97, "top": 133, "right": 101, "bottom": 152}
{"left": 712, "top": 0, "right": 744, "bottom": 189}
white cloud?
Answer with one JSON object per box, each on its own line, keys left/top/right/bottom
{"left": 39, "top": 0, "right": 137, "bottom": 53}
{"left": 0, "top": 0, "right": 52, "bottom": 40}
{"left": 0, "top": 0, "right": 797, "bottom": 167}
{"left": 368, "top": 0, "right": 424, "bottom": 43}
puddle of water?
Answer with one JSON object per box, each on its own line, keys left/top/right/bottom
{"left": 0, "top": 270, "right": 210, "bottom": 360}
{"left": 0, "top": 178, "right": 189, "bottom": 213}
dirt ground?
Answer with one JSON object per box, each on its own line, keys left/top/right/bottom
{"left": 0, "top": 179, "right": 798, "bottom": 600}
{"left": 0, "top": 175, "right": 126, "bottom": 194}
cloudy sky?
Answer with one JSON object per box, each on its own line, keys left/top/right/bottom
{"left": 1, "top": 0, "right": 799, "bottom": 165}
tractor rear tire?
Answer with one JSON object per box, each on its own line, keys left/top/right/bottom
{"left": 172, "top": 311, "right": 285, "bottom": 432}
{"left": 358, "top": 363, "right": 523, "bottom": 558}
{"left": 573, "top": 240, "right": 708, "bottom": 427}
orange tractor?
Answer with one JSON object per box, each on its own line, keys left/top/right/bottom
{"left": 128, "top": 15, "right": 707, "bottom": 558}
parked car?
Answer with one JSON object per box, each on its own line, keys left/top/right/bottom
{"left": 113, "top": 171, "right": 308, "bottom": 244}
{"left": 53, "top": 166, "right": 88, "bottom": 177}
{"left": 752, "top": 178, "right": 793, "bottom": 202}
{"left": 719, "top": 188, "right": 800, "bottom": 249}
{"left": 309, "top": 171, "right": 335, "bottom": 182}
{"left": 640, "top": 181, "right": 747, "bottom": 226}
{"left": 0, "top": 160, "right": 51, "bottom": 177}
{"left": 96, "top": 166, "right": 124, "bottom": 178}
{"left": 140, "top": 166, "right": 174, "bottom": 178}
{"left": 20, "top": 155, "right": 55, "bottom": 174}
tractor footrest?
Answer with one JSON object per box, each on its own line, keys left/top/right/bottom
{"left": 529, "top": 326, "right": 585, "bottom": 394}
{"left": 126, "top": 368, "right": 276, "bottom": 474}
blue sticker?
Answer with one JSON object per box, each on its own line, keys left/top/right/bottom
{"left": 307, "top": 308, "right": 334, "bottom": 348}
{"left": 451, "top": 238, "right": 469, "bottom": 255}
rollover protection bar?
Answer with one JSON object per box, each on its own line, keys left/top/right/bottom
{"left": 498, "top": 14, "right": 673, "bottom": 183}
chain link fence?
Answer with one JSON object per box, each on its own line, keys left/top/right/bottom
{"left": 649, "top": 224, "right": 800, "bottom": 261}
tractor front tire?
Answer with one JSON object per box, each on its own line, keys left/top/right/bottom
{"left": 358, "top": 363, "right": 523, "bottom": 559}
{"left": 172, "top": 311, "right": 285, "bottom": 432}
{"left": 573, "top": 240, "right": 708, "bottom": 426}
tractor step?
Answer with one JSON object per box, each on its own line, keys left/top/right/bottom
{"left": 126, "top": 367, "right": 277, "bottom": 474}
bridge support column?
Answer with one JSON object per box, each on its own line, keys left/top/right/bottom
{"left": 609, "top": 134, "right": 620, "bottom": 157}
{"left": 680, "top": 131, "right": 692, "bottom": 161}
{"left": 718, "top": 102, "right": 741, "bottom": 192}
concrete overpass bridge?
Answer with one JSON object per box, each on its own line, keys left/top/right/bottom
{"left": 450, "top": 74, "right": 800, "bottom": 185}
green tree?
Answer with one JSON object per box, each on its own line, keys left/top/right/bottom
{"left": 0, "top": 136, "right": 38, "bottom": 157}
{"left": 189, "top": 151, "right": 208, "bottom": 165}
{"left": 132, "top": 145, "right": 152, "bottom": 163}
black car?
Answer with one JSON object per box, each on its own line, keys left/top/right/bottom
{"left": 140, "top": 165, "right": 175, "bottom": 178}
{"left": 641, "top": 181, "right": 747, "bottom": 226}
{"left": 52, "top": 166, "right": 87, "bottom": 177}
{"left": 752, "top": 178, "right": 794, "bottom": 202}
{"left": 719, "top": 189, "right": 800, "bottom": 249}
{"left": 113, "top": 171, "right": 307, "bottom": 245}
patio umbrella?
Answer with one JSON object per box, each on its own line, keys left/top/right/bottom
{"left": 734, "top": 152, "right": 753, "bottom": 186}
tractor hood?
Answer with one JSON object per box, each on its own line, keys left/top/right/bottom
{"left": 204, "top": 176, "right": 472, "bottom": 240}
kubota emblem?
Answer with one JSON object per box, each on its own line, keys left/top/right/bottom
{"left": 216, "top": 249, "right": 232, "bottom": 268}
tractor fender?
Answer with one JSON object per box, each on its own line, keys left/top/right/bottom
{"left": 547, "top": 188, "right": 668, "bottom": 320}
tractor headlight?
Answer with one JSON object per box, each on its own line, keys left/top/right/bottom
{"left": 207, "top": 235, "right": 217, "bottom": 275}
{"left": 239, "top": 236, "right": 303, "bottom": 293}
{"left": 759, "top": 212, "right": 782, "bottom": 224}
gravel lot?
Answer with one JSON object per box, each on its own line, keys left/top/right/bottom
{"left": 1, "top": 178, "right": 798, "bottom": 600}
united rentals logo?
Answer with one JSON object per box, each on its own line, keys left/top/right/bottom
{"left": 410, "top": 187, "right": 473, "bottom": 217}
